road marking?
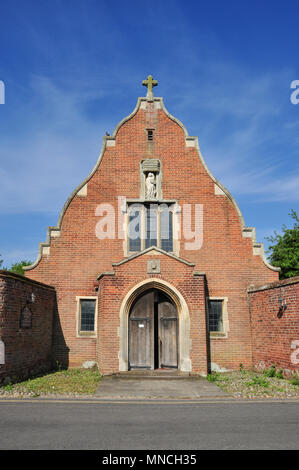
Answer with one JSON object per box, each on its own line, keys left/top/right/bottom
{"left": 0, "top": 398, "right": 299, "bottom": 405}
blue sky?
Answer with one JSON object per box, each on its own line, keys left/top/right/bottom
{"left": 0, "top": 0, "right": 298, "bottom": 267}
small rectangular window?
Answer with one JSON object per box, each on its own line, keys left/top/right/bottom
{"left": 80, "top": 299, "right": 96, "bottom": 332}
{"left": 147, "top": 129, "right": 153, "bottom": 141}
{"left": 208, "top": 300, "right": 223, "bottom": 332}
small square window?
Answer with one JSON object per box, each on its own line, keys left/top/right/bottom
{"left": 147, "top": 129, "right": 153, "bottom": 141}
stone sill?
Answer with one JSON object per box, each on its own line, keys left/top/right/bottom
{"left": 210, "top": 332, "right": 228, "bottom": 339}
{"left": 77, "top": 332, "right": 97, "bottom": 339}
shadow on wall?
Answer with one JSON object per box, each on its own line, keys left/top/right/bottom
{"left": 51, "top": 295, "right": 70, "bottom": 370}
{"left": 204, "top": 281, "right": 212, "bottom": 374}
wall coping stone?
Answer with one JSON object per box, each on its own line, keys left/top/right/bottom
{"left": 0, "top": 270, "right": 55, "bottom": 290}
{"left": 247, "top": 276, "right": 299, "bottom": 293}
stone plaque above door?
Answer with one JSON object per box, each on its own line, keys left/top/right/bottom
{"left": 147, "top": 259, "right": 160, "bottom": 274}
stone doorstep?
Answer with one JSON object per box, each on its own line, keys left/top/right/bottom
{"left": 105, "top": 370, "right": 205, "bottom": 380}
{"left": 95, "top": 374, "right": 230, "bottom": 398}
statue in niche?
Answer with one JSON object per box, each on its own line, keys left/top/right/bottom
{"left": 145, "top": 172, "right": 156, "bottom": 199}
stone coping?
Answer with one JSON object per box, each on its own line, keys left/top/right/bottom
{"left": 0, "top": 270, "right": 55, "bottom": 290}
{"left": 247, "top": 276, "right": 299, "bottom": 293}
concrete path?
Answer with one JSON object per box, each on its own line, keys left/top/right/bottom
{"left": 95, "top": 374, "right": 229, "bottom": 399}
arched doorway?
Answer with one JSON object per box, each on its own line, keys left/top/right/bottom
{"left": 118, "top": 278, "right": 191, "bottom": 372}
{"left": 128, "top": 289, "right": 178, "bottom": 370}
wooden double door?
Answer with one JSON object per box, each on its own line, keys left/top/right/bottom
{"left": 129, "top": 289, "right": 178, "bottom": 370}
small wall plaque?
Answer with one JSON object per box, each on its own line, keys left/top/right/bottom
{"left": 147, "top": 260, "right": 160, "bottom": 274}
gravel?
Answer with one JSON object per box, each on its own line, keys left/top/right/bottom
{"left": 211, "top": 370, "right": 299, "bottom": 399}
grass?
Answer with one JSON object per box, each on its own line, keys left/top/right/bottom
{"left": 0, "top": 367, "right": 102, "bottom": 396}
{"left": 206, "top": 368, "right": 299, "bottom": 398}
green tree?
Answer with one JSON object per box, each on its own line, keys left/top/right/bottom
{"left": 266, "top": 209, "right": 299, "bottom": 279}
{"left": 0, "top": 255, "right": 32, "bottom": 274}
{"left": 9, "top": 260, "right": 32, "bottom": 276}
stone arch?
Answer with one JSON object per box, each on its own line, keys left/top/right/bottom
{"left": 119, "top": 278, "right": 191, "bottom": 372}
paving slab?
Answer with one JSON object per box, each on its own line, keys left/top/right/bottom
{"left": 95, "top": 375, "right": 230, "bottom": 399}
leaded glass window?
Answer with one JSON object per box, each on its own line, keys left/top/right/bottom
{"left": 127, "top": 203, "right": 175, "bottom": 253}
{"left": 161, "top": 208, "right": 173, "bottom": 252}
{"left": 145, "top": 206, "right": 157, "bottom": 249}
{"left": 208, "top": 300, "right": 223, "bottom": 332}
{"left": 128, "top": 209, "right": 142, "bottom": 252}
{"left": 80, "top": 299, "right": 96, "bottom": 332}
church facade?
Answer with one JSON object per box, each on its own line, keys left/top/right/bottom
{"left": 24, "top": 76, "right": 280, "bottom": 376}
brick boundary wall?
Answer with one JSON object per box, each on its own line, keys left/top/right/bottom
{"left": 248, "top": 276, "right": 299, "bottom": 376}
{"left": 0, "top": 270, "right": 57, "bottom": 385}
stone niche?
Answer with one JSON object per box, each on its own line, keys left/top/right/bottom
{"left": 140, "top": 159, "right": 161, "bottom": 200}
{"left": 19, "top": 305, "right": 32, "bottom": 329}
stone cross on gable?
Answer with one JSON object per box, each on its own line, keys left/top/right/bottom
{"left": 142, "top": 75, "right": 158, "bottom": 100}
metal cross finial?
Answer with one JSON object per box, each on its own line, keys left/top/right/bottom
{"left": 142, "top": 75, "right": 158, "bottom": 99}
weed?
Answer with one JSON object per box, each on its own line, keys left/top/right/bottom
{"left": 263, "top": 364, "right": 285, "bottom": 380}
{"left": 289, "top": 375, "right": 299, "bottom": 386}
{"left": 276, "top": 369, "right": 284, "bottom": 379}
{"left": 263, "top": 365, "right": 277, "bottom": 378}
{"left": 3, "top": 382, "right": 14, "bottom": 392}
{"left": 55, "top": 361, "right": 63, "bottom": 372}
{"left": 207, "top": 372, "right": 219, "bottom": 382}
{"left": 246, "top": 375, "right": 269, "bottom": 388}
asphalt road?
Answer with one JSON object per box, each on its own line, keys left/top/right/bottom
{"left": 0, "top": 399, "right": 298, "bottom": 451}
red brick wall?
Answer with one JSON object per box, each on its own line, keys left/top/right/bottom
{"left": 0, "top": 271, "right": 56, "bottom": 384}
{"left": 248, "top": 277, "right": 299, "bottom": 375}
{"left": 24, "top": 98, "right": 279, "bottom": 372}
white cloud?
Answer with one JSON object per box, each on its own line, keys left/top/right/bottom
{"left": 0, "top": 76, "right": 109, "bottom": 214}
{"left": 165, "top": 60, "right": 299, "bottom": 203}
